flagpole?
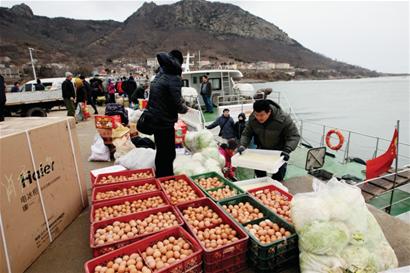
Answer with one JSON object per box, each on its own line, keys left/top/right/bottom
{"left": 387, "top": 120, "right": 399, "bottom": 214}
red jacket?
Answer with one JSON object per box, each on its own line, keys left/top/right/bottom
{"left": 218, "top": 147, "right": 236, "bottom": 180}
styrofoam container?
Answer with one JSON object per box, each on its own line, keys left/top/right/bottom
{"left": 90, "top": 165, "right": 127, "bottom": 184}
{"left": 231, "top": 149, "right": 285, "bottom": 173}
{"left": 234, "top": 177, "right": 289, "bottom": 192}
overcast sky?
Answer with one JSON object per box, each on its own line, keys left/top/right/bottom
{"left": 1, "top": 0, "right": 409, "bottom": 73}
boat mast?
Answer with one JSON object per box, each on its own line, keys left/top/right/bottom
{"left": 28, "top": 47, "right": 37, "bottom": 81}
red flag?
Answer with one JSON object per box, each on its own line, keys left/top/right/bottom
{"left": 366, "top": 129, "right": 398, "bottom": 179}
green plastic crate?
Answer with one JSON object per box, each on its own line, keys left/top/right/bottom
{"left": 190, "top": 172, "right": 245, "bottom": 202}
{"left": 218, "top": 194, "right": 298, "bottom": 262}
{"left": 248, "top": 251, "right": 299, "bottom": 273}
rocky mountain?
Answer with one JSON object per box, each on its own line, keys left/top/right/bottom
{"left": 0, "top": 0, "right": 376, "bottom": 76}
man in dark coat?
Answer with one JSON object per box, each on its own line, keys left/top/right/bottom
{"left": 125, "top": 75, "right": 137, "bottom": 98}
{"left": 200, "top": 75, "right": 213, "bottom": 113}
{"left": 62, "top": 72, "right": 75, "bottom": 117}
{"left": 11, "top": 82, "right": 20, "bottom": 93}
{"left": 234, "top": 112, "right": 246, "bottom": 141}
{"left": 81, "top": 75, "right": 98, "bottom": 114}
{"left": 206, "top": 109, "right": 235, "bottom": 140}
{"left": 147, "top": 49, "right": 188, "bottom": 177}
{"left": 35, "top": 79, "right": 45, "bottom": 91}
{"left": 239, "top": 99, "right": 300, "bottom": 181}
{"left": 0, "top": 74, "right": 6, "bottom": 122}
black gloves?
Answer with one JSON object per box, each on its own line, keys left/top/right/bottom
{"left": 281, "top": 151, "right": 290, "bottom": 161}
{"left": 237, "top": 146, "right": 246, "bottom": 155}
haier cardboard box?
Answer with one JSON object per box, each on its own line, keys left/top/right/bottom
{"left": 0, "top": 117, "right": 88, "bottom": 273}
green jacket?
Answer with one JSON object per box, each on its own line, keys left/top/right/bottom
{"left": 240, "top": 103, "right": 300, "bottom": 153}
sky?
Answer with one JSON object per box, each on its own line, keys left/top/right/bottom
{"left": 1, "top": 0, "right": 409, "bottom": 73}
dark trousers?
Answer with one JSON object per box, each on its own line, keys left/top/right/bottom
{"left": 109, "top": 94, "right": 115, "bottom": 103}
{"left": 64, "top": 98, "right": 75, "bottom": 117}
{"left": 255, "top": 163, "right": 287, "bottom": 181}
{"left": 154, "top": 127, "right": 176, "bottom": 178}
{"left": 202, "top": 94, "right": 213, "bottom": 112}
{"left": 88, "top": 96, "right": 98, "bottom": 113}
{"left": 0, "top": 102, "right": 5, "bottom": 122}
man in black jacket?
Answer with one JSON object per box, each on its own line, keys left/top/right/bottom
{"left": 200, "top": 75, "right": 213, "bottom": 113}
{"left": 148, "top": 50, "right": 188, "bottom": 177}
{"left": 62, "top": 72, "right": 75, "bottom": 116}
{"left": 206, "top": 109, "right": 235, "bottom": 140}
{"left": 80, "top": 75, "right": 98, "bottom": 114}
{"left": 238, "top": 100, "right": 300, "bottom": 181}
{"left": 0, "top": 74, "right": 6, "bottom": 122}
{"left": 125, "top": 75, "right": 137, "bottom": 98}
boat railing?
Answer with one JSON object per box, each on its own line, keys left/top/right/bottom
{"left": 271, "top": 91, "right": 410, "bottom": 168}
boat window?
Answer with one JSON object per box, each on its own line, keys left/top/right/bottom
{"left": 182, "top": 79, "right": 189, "bottom": 87}
{"left": 209, "top": 78, "right": 221, "bottom": 90}
{"left": 193, "top": 77, "right": 197, "bottom": 84}
{"left": 24, "top": 84, "right": 33, "bottom": 92}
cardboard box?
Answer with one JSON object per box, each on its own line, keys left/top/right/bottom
{"left": 0, "top": 117, "right": 88, "bottom": 273}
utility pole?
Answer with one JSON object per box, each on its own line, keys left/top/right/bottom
{"left": 198, "top": 50, "right": 201, "bottom": 68}
{"left": 28, "top": 47, "right": 37, "bottom": 81}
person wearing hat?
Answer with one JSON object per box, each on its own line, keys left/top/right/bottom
{"left": 147, "top": 49, "right": 188, "bottom": 177}
{"left": 62, "top": 72, "right": 75, "bottom": 117}
{"left": 206, "top": 108, "right": 235, "bottom": 140}
{"left": 234, "top": 112, "right": 247, "bottom": 141}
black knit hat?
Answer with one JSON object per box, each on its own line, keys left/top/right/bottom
{"left": 169, "top": 49, "right": 183, "bottom": 65}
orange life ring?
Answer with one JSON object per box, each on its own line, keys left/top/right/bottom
{"left": 326, "top": 129, "right": 344, "bottom": 151}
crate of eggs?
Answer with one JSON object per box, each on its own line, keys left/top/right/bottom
{"left": 92, "top": 179, "right": 161, "bottom": 204}
{"left": 93, "top": 168, "right": 155, "bottom": 188}
{"left": 219, "top": 194, "right": 298, "bottom": 271}
{"left": 190, "top": 172, "right": 244, "bottom": 202}
{"left": 90, "top": 191, "right": 170, "bottom": 223}
{"left": 157, "top": 175, "right": 206, "bottom": 205}
{"left": 85, "top": 226, "right": 203, "bottom": 273}
{"left": 176, "top": 198, "right": 248, "bottom": 272}
{"left": 248, "top": 185, "right": 293, "bottom": 224}
{"left": 90, "top": 205, "right": 184, "bottom": 257}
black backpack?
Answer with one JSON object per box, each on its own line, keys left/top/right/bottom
{"left": 105, "top": 103, "right": 129, "bottom": 125}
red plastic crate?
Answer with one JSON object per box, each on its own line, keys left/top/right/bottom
{"left": 90, "top": 205, "right": 184, "bottom": 257}
{"left": 90, "top": 191, "right": 170, "bottom": 223}
{"left": 176, "top": 198, "right": 249, "bottom": 264}
{"left": 91, "top": 178, "right": 161, "bottom": 204}
{"left": 203, "top": 250, "right": 246, "bottom": 273}
{"left": 85, "top": 226, "right": 203, "bottom": 273}
{"left": 248, "top": 184, "right": 293, "bottom": 224}
{"left": 92, "top": 168, "right": 155, "bottom": 188}
{"left": 158, "top": 174, "right": 206, "bottom": 205}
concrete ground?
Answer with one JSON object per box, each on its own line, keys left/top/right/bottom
{"left": 23, "top": 109, "right": 410, "bottom": 273}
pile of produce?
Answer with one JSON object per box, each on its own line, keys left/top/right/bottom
{"left": 93, "top": 220, "right": 139, "bottom": 246}
{"left": 92, "top": 253, "right": 151, "bottom": 273}
{"left": 182, "top": 206, "right": 224, "bottom": 229}
{"left": 174, "top": 131, "right": 225, "bottom": 176}
{"left": 208, "top": 186, "right": 238, "bottom": 201}
{"left": 141, "top": 236, "right": 194, "bottom": 271}
{"left": 291, "top": 179, "right": 398, "bottom": 273}
{"left": 251, "top": 188, "right": 292, "bottom": 223}
{"left": 93, "top": 211, "right": 179, "bottom": 246}
{"left": 222, "top": 202, "right": 264, "bottom": 224}
{"left": 93, "top": 196, "right": 166, "bottom": 222}
{"left": 96, "top": 172, "right": 154, "bottom": 185}
{"left": 182, "top": 206, "right": 239, "bottom": 250}
{"left": 245, "top": 219, "right": 292, "bottom": 244}
{"left": 160, "top": 178, "right": 200, "bottom": 205}
{"left": 95, "top": 183, "right": 158, "bottom": 201}
{"left": 193, "top": 177, "right": 224, "bottom": 189}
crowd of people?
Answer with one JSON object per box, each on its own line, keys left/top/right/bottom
{"left": 61, "top": 72, "right": 150, "bottom": 118}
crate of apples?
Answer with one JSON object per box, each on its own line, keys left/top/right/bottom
{"left": 176, "top": 198, "right": 249, "bottom": 264}
{"left": 158, "top": 175, "right": 205, "bottom": 205}
{"left": 90, "top": 206, "right": 184, "bottom": 257}
{"left": 93, "top": 168, "right": 155, "bottom": 187}
{"left": 91, "top": 191, "right": 169, "bottom": 223}
{"left": 92, "top": 179, "right": 160, "bottom": 204}
{"left": 248, "top": 185, "right": 293, "bottom": 224}
{"left": 84, "top": 226, "right": 203, "bottom": 273}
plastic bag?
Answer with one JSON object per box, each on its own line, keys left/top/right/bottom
{"left": 75, "top": 103, "right": 84, "bottom": 121}
{"left": 292, "top": 178, "right": 398, "bottom": 273}
{"left": 112, "top": 134, "right": 135, "bottom": 160}
{"left": 88, "top": 134, "right": 110, "bottom": 162}
{"left": 117, "top": 148, "right": 156, "bottom": 170}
